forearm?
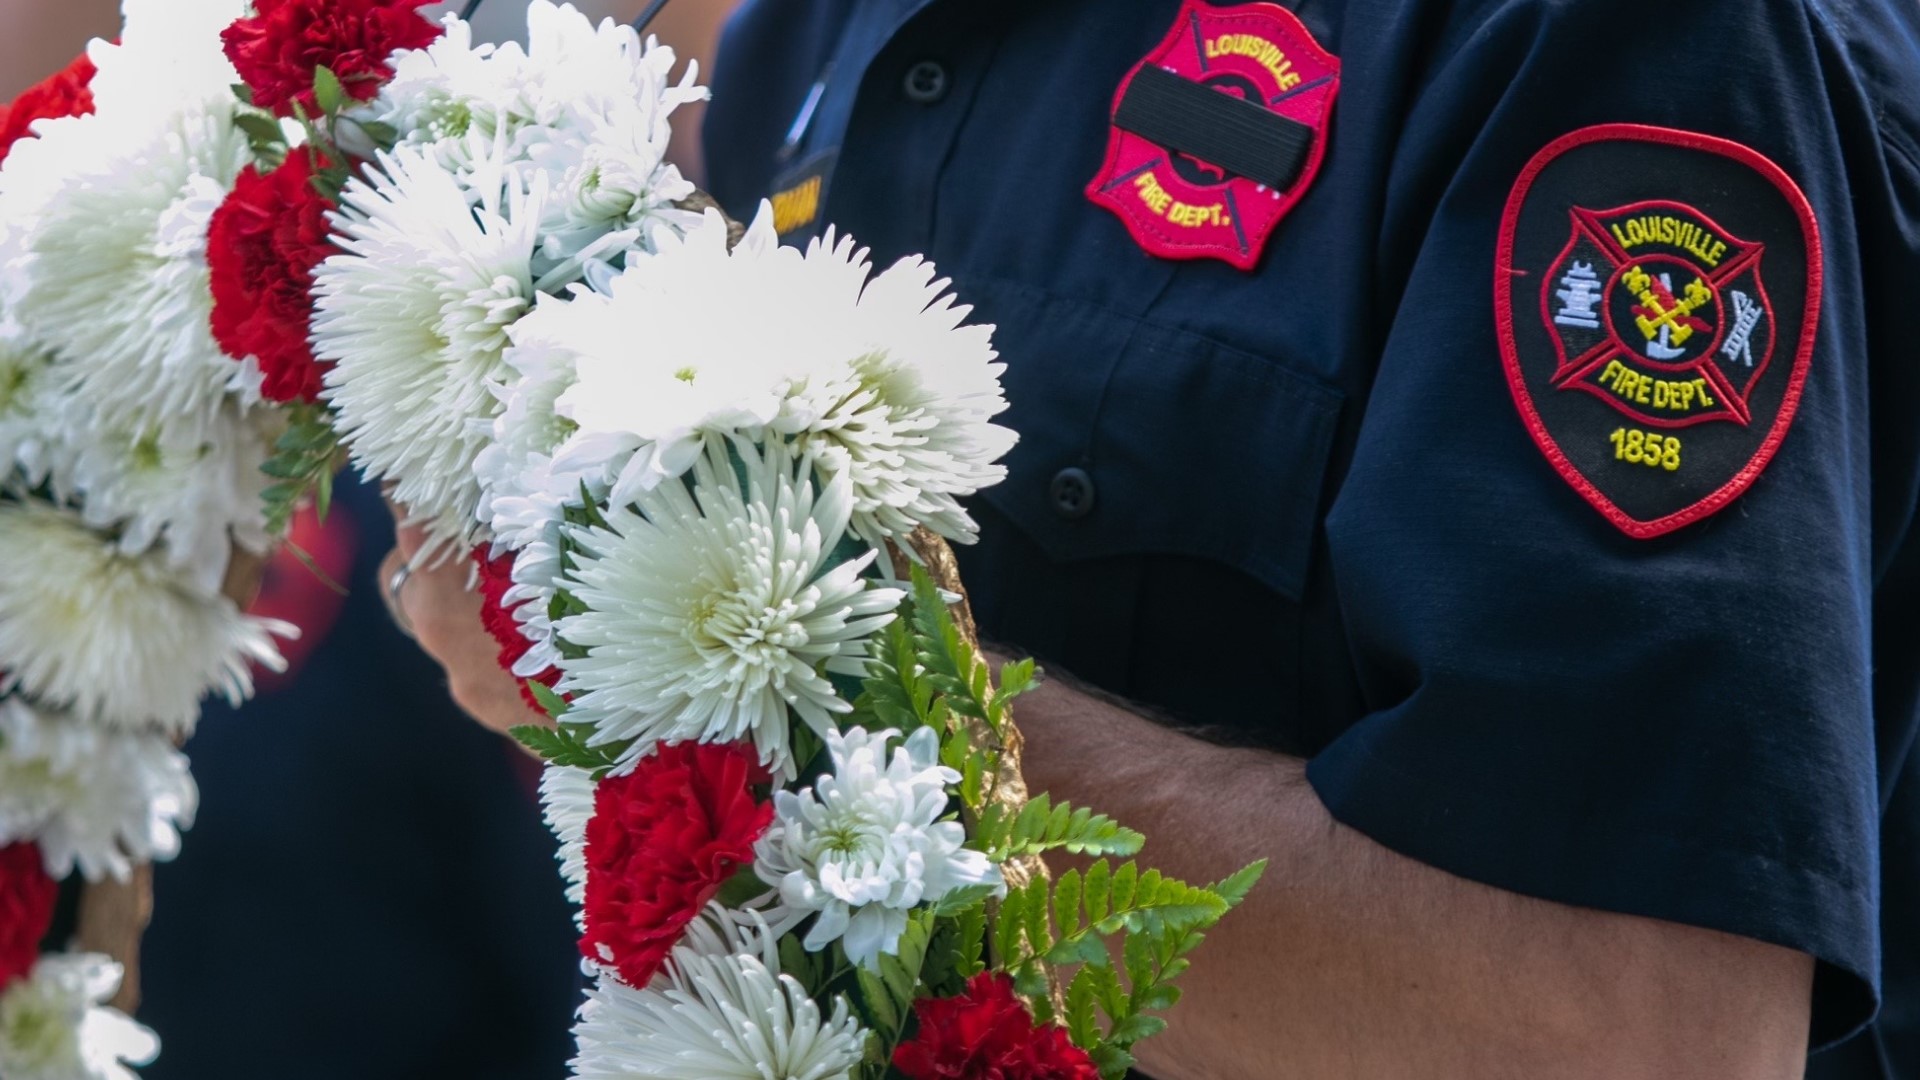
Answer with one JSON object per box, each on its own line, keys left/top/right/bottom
{"left": 1007, "top": 663, "right": 1814, "bottom": 1080}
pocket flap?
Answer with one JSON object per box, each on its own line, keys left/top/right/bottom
{"left": 965, "top": 279, "right": 1343, "bottom": 600}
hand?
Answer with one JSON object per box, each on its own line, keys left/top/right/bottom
{"left": 379, "top": 506, "right": 551, "bottom": 737}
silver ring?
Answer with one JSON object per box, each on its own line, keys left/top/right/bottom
{"left": 386, "top": 561, "right": 415, "bottom": 638}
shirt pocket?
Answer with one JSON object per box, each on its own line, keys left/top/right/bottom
{"left": 963, "top": 277, "right": 1344, "bottom": 602}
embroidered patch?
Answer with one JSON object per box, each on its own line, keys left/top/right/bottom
{"left": 1085, "top": 0, "right": 1338, "bottom": 270}
{"left": 1496, "top": 124, "right": 1821, "bottom": 538}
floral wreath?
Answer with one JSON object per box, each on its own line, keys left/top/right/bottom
{"left": 0, "top": 3, "right": 1265, "bottom": 1078}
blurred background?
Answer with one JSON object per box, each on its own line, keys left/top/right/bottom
{"left": 2, "top": 2, "right": 739, "bottom": 1077}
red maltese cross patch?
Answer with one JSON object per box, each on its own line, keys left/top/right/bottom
{"left": 1497, "top": 124, "right": 1822, "bottom": 538}
{"left": 1086, "top": 0, "right": 1338, "bottom": 270}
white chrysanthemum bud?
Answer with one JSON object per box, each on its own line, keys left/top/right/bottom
{"left": 555, "top": 439, "right": 905, "bottom": 781}
{"left": 570, "top": 908, "right": 865, "bottom": 1080}
{"left": 755, "top": 725, "right": 1004, "bottom": 970}
{"left": 0, "top": 954, "right": 159, "bottom": 1080}
{"left": 0, "top": 500, "right": 292, "bottom": 734}
{"left": 0, "top": 699, "right": 197, "bottom": 884}
{"left": 314, "top": 144, "right": 544, "bottom": 557}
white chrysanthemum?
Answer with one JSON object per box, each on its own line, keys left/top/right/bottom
{"left": 570, "top": 909, "right": 864, "bottom": 1080}
{"left": 315, "top": 144, "right": 544, "bottom": 556}
{"left": 534, "top": 105, "right": 699, "bottom": 269}
{"left": 10, "top": 101, "right": 254, "bottom": 442}
{"left": 556, "top": 439, "right": 904, "bottom": 780}
{"left": 0, "top": 330, "right": 64, "bottom": 487}
{"left": 542, "top": 207, "right": 1015, "bottom": 541}
{"left": 543, "top": 211, "right": 803, "bottom": 502}
{"left": 755, "top": 725, "right": 1002, "bottom": 970}
{"left": 519, "top": 1, "right": 705, "bottom": 125}
{"left": 0, "top": 500, "right": 293, "bottom": 734}
{"left": 476, "top": 296, "right": 603, "bottom": 548}
{"left": 539, "top": 763, "right": 596, "bottom": 906}
{"left": 372, "top": 2, "right": 703, "bottom": 182}
{"left": 502, "top": 531, "right": 569, "bottom": 678}
{"left": 366, "top": 15, "right": 529, "bottom": 167}
{"left": 0, "top": 700, "right": 196, "bottom": 884}
{"left": 63, "top": 407, "right": 276, "bottom": 595}
{"left": 475, "top": 301, "right": 604, "bottom": 677}
{"left": 776, "top": 243, "right": 1018, "bottom": 547}
{"left": 0, "top": 954, "right": 159, "bottom": 1080}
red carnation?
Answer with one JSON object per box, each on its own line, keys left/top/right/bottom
{"left": 0, "top": 843, "right": 57, "bottom": 990}
{"left": 207, "top": 152, "right": 338, "bottom": 403}
{"left": 473, "top": 546, "right": 562, "bottom": 712}
{"left": 580, "top": 741, "right": 773, "bottom": 987}
{"left": 894, "top": 973, "right": 1101, "bottom": 1080}
{"left": 0, "top": 51, "right": 98, "bottom": 165}
{"left": 222, "top": 0, "right": 441, "bottom": 119}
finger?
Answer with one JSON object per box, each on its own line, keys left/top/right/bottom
{"left": 400, "top": 556, "right": 469, "bottom": 627}
{"left": 376, "top": 547, "right": 414, "bottom": 638}
{"left": 385, "top": 497, "right": 431, "bottom": 562}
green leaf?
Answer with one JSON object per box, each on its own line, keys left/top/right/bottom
{"left": 314, "top": 466, "right": 334, "bottom": 523}
{"left": 879, "top": 953, "right": 916, "bottom": 1009}
{"left": 1012, "top": 962, "right": 1050, "bottom": 1001}
{"left": 991, "top": 885, "right": 1023, "bottom": 964}
{"left": 777, "top": 933, "right": 819, "bottom": 988}
{"left": 313, "top": 64, "right": 345, "bottom": 115}
{"left": 854, "top": 964, "right": 899, "bottom": 1036}
{"left": 509, "top": 724, "right": 571, "bottom": 761}
{"left": 231, "top": 82, "right": 255, "bottom": 105}
{"left": 1020, "top": 877, "right": 1051, "bottom": 958}
{"left": 1065, "top": 966, "right": 1104, "bottom": 1050}
{"left": 233, "top": 112, "right": 285, "bottom": 149}
{"left": 1133, "top": 983, "right": 1181, "bottom": 1012}
{"left": 1052, "top": 868, "right": 1082, "bottom": 944}
{"left": 1122, "top": 931, "right": 1156, "bottom": 997}
{"left": 257, "top": 403, "right": 342, "bottom": 538}
{"left": 527, "top": 680, "right": 571, "bottom": 721}
{"left": 1012, "top": 794, "right": 1051, "bottom": 850}
{"left": 1107, "top": 1013, "right": 1168, "bottom": 1048}
{"left": 1091, "top": 1044, "right": 1136, "bottom": 1080}
{"left": 353, "top": 118, "right": 399, "bottom": 146}
{"left": 575, "top": 480, "right": 614, "bottom": 531}
{"left": 1111, "top": 862, "right": 1138, "bottom": 914}
{"left": 988, "top": 795, "right": 1143, "bottom": 861}
{"left": 959, "top": 750, "right": 986, "bottom": 810}
{"left": 996, "top": 656, "right": 1037, "bottom": 700}
{"left": 715, "top": 866, "right": 771, "bottom": 908}
{"left": 1084, "top": 859, "right": 1111, "bottom": 924}
{"left": 259, "top": 455, "right": 311, "bottom": 479}
{"left": 928, "top": 882, "right": 1000, "bottom": 917}
{"left": 1046, "top": 934, "right": 1110, "bottom": 968}
{"left": 939, "top": 724, "right": 971, "bottom": 772}
{"left": 275, "top": 411, "right": 333, "bottom": 447}
{"left": 1087, "top": 960, "right": 1127, "bottom": 1022}
{"left": 1211, "top": 859, "right": 1269, "bottom": 909}
{"left": 507, "top": 720, "right": 618, "bottom": 770}
{"left": 951, "top": 899, "right": 987, "bottom": 978}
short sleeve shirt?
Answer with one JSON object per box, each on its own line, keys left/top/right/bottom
{"left": 701, "top": 0, "right": 1920, "bottom": 1065}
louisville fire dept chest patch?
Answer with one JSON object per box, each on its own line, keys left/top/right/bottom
{"left": 1086, "top": 0, "right": 1338, "bottom": 269}
{"left": 1497, "top": 124, "right": 1821, "bottom": 538}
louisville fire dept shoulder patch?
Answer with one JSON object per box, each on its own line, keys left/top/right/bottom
{"left": 1496, "top": 124, "right": 1822, "bottom": 538}
{"left": 1086, "top": 0, "right": 1338, "bottom": 270}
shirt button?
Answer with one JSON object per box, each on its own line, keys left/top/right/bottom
{"left": 902, "top": 60, "right": 950, "bottom": 104}
{"left": 1049, "top": 467, "right": 1096, "bottom": 520}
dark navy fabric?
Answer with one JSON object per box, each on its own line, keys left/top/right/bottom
{"left": 705, "top": 0, "right": 1920, "bottom": 1070}
{"left": 140, "top": 477, "right": 580, "bottom": 1080}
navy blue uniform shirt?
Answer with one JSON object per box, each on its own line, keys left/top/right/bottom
{"left": 703, "top": 0, "right": 1920, "bottom": 1070}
